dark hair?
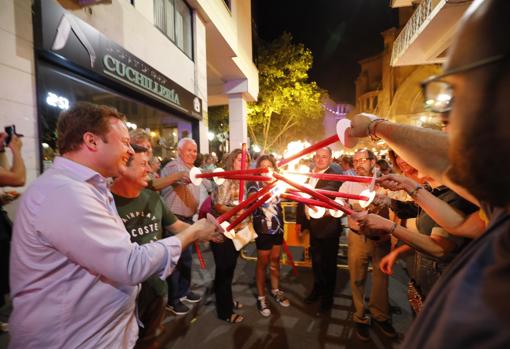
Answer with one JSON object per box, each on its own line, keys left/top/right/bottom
{"left": 222, "top": 148, "right": 250, "bottom": 171}
{"left": 356, "top": 149, "right": 376, "bottom": 160}
{"left": 126, "top": 144, "right": 148, "bottom": 167}
{"left": 376, "top": 159, "right": 392, "bottom": 173}
{"left": 341, "top": 155, "right": 353, "bottom": 167}
{"left": 57, "top": 102, "right": 125, "bottom": 154}
{"left": 255, "top": 154, "right": 277, "bottom": 168}
{"left": 194, "top": 153, "right": 204, "bottom": 167}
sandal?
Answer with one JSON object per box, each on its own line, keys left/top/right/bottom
{"left": 225, "top": 313, "right": 244, "bottom": 324}
{"left": 233, "top": 300, "right": 244, "bottom": 309}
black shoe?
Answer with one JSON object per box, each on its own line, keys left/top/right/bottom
{"left": 180, "top": 291, "right": 202, "bottom": 303}
{"left": 355, "top": 323, "right": 370, "bottom": 342}
{"left": 373, "top": 319, "right": 398, "bottom": 338}
{"left": 304, "top": 290, "right": 320, "bottom": 304}
{"left": 166, "top": 301, "right": 190, "bottom": 315}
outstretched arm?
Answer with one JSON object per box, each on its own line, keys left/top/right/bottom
{"left": 354, "top": 213, "right": 457, "bottom": 258}
{"left": 378, "top": 174, "right": 484, "bottom": 238}
{"left": 348, "top": 114, "right": 478, "bottom": 205}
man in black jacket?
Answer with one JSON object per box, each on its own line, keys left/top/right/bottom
{"left": 297, "top": 147, "right": 343, "bottom": 313}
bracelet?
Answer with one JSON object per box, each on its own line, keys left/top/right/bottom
{"left": 367, "top": 118, "right": 386, "bottom": 141}
{"left": 388, "top": 222, "right": 397, "bottom": 235}
{"left": 408, "top": 184, "right": 424, "bottom": 198}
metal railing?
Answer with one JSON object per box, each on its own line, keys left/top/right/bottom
{"left": 391, "top": 0, "right": 439, "bottom": 66}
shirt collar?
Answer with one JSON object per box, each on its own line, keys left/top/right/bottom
{"left": 53, "top": 156, "right": 106, "bottom": 184}
{"left": 313, "top": 166, "right": 329, "bottom": 174}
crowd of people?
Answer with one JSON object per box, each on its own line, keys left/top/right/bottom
{"left": 1, "top": 0, "right": 509, "bottom": 347}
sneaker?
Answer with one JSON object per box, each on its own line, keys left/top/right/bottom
{"left": 373, "top": 319, "right": 398, "bottom": 338}
{"left": 166, "top": 301, "right": 190, "bottom": 315}
{"left": 355, "top": 322, "right": 370, "bottom": 342}
{"left": 256, "top": 297, "right": 271, "bottom": 317}
{"left": 180, "top": 291, "right": 202, "bottom": 303}
{"left": 271, "top": 289, "right": 290, "bottom": 307}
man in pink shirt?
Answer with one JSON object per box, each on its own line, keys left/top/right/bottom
{"left": 8, "top": 102, "right": 221, "bottom": 348}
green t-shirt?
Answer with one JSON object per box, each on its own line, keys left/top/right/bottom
{"left": 113, "top": 189, "right": 177, "bottom": 245}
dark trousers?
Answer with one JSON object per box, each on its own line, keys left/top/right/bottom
{"left": 138, "top": 276, "right": 167, "bottom": 338}
{"left": 310, "top": 236, "right": 339, "bottom": 305}
{"left": 211, "top": 239, "right": 239, "bottom": 319}
{"left": 0, "top": 209, "right": 12, "bottom": 307}
{"left": 167, "top": 244, "right": 192, "bottom": 304}
{"left": 167, "top": 215, "right": 194, "bottom": 305}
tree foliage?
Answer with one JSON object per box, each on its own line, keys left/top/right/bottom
{"left": 248, "top": 32, "right": 326, "bottom": 154}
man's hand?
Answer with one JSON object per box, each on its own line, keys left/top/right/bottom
{"left": 0, "top": 133, "right": 6, "bottom": 151}
{"left": 353, "top": 212, "right": 393, "bottom": 236}
{"left": 8, "top": 135, "right": 23, "bottom": 153}
{"left": 372, "top": 193, "right": 391, "bottom": 208}
{"left": 349, "top": 113, "right": 381, "bottom": 138}
{"left": 192, "top": 218, "right": 224, "bottom": 243}
{"left": 174, "top": 171, "right": 190, "bottom": 184}
{"left": 379, "top": 250, "right": 399, "bottom": 276}
{"left": 377, "top": 174, "right": 417, "bottom": 193}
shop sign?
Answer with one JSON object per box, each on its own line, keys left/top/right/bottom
{"left": 35, "top": 0, "right": 202, "bottom": 119}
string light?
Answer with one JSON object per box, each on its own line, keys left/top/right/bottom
{"left": 322, "top": 103, "right": 353, "bottom": 117}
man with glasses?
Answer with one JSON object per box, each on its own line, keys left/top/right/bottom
{"left": 339, "top": 149, "right": 396, "bottom": 341}
{"left": 346, "top": 0, "right": 510, "bottom": 347}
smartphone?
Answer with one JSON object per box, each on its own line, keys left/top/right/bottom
{"left": 4, "top": 125, "right": 23, "bottom": 146}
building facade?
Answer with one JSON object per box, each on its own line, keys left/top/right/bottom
{"left": 0, "top": 0, "right": 258, "bottom": 215}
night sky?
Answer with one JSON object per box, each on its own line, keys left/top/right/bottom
{"left": 254, "top": 0, "right": 399, "bottom": 104}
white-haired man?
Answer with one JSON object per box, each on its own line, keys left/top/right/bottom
{"left": 160, "top": 138, "right": 203, "bottom": 315}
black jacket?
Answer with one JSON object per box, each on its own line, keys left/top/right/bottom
{"left": 296, "top": 166, "right": 343, "bottom": 239}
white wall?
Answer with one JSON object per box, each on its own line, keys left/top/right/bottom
{"left": 194, "top": 12, "right": 209, "bottom": 153}
{"left": 0, "top": 0, "right": 209, "bottom": 218}
{"left": 68, "top": 0, "right": 196, "bottom": 94}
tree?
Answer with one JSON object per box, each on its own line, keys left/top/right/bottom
{"left": 248, "top": 33, "right": 326, "bottom": 154}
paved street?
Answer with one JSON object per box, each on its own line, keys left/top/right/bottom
{"left": 137, "top": 241, "right": 413, "bottom": 349}
{"left": 0, "top": 241, "right": 413, "bottom": 349}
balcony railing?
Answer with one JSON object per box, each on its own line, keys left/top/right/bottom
{"left": 391, "top": 0, "right": 439, "bottom": 66}
{"left": 357, "top": 90, "right": 380, "bottom": 114}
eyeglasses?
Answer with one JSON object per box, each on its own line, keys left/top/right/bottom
{"left": 420, "top": 53, "right": 510, "bottom": 113}
{"left": 353, "top": 158, "right": 371, "bottom": 164}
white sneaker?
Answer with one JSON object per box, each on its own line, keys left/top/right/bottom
{"left": 256, "top": 297, "right": 271, "bottom": 317}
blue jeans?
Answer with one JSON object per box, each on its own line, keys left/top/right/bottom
{"left": 167, "top": 244, "right": 192, "bottom": 305}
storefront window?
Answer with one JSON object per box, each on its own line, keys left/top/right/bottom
{"left": 37, "top": 62, "right": 193, "bottom": 171}
{"left": 154, "top": 0, "right": 193, "bottom": 59}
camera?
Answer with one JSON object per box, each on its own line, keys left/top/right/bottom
{"left": 4, "top": 125, "right": 23, "bottom": 146}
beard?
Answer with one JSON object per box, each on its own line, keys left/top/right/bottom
{"left": 448, "top": 123, "right": 510, "bottom": 207}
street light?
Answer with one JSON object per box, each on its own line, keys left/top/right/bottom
{"left": 208, "top": 131, "right": 215, "bottom": 141}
